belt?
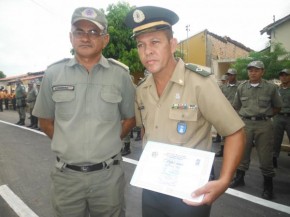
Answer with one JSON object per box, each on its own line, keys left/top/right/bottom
{"left": 242, "top": 116, "right": 271, "bottom": 121}
{"left": 56, "top": 156, "right": 119, "bottom": 172}
{"left": 278, "top": 113, "right": 290, "bottom": 117}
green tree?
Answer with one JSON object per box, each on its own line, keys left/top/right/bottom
{"left": 0, "top": 71, "right": 6, "bottom": 78}
{"left": 104, "top": 2, "right": 144, "bottom": 73}
{"left": 233, "top": 43, "right": 290, "bottom": 80}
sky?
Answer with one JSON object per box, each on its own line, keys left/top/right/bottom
{"left": 0, "top": 0, "right": 290, "bottom": 77}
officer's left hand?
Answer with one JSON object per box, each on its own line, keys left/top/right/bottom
{"left": 182, "top": 179, "right": 229, "bottom": 206}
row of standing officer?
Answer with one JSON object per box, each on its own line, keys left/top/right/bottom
{"left": 217, "top": 62, "right": 288, "bottom": 201}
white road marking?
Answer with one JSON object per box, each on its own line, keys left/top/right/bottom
{"left": 0, "top": 185, "right": 39, "bottom": 217}
{"left": 1, "top": 120, "right": 290, "bottom": 215}
{"left": 0, "top": 120, "right": 45, "bottom": 136}
{"left": 226, "top": 188, "right": 290, "bottom": 214}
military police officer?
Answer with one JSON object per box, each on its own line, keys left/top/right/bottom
{"left": 216, "top": 68, "right": 240, "bottom": 157}
{"left": 230, "top": 60, "right": 282, "bottom": 200}
{"left": 125, "top": 6, "right": 245, "bottom": 217}
{"left": 26, "top": 81, "right": 38, "bottom": 128}
{"left": 15, "top": 79, "right": 27, "bottom": 125}
{"left": 33, "top": 7, "right": 135, "bottom": 217}
{"left": 273, "top": 69, "right": 290, "bottom": 167}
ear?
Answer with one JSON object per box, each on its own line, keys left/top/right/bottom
{"left": 170, "top": 38, "right": 178, "bottom": 54}
{"left": 102, "top": 34, "right": 110, "bottom": 49}
{"left": 69, "top": 32, "right": 73, "bottom": 44}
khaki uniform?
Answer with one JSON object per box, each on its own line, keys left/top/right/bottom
{"left": 273, "top": 85, "right": 290, "bottom": 157}
{"left": 135, "top": 59, "right": 244, "bottom": 151}
{"left": 33, "top": 56, "right": 135, "bottom": 217}
{"left": 233, "top": 79, "right": 282, "bottom": 176}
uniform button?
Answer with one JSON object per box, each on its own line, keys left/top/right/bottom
{"left": 155, "top": 126, "right": 158, "bottom": 129}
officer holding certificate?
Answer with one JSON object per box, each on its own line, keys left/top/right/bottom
{"left": 125, "top": 6, "right": 245, "bottom": 217}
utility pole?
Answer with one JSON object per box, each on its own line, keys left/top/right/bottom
{"left": 185, "top": 25, "right": 190, "bottom": 62}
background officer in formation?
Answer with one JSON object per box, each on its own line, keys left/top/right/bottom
{"left": 273, "top": 68, "right": 290, "bottom": 167}
{"left": 216, "top": 68, "right": 240, "bottom": 157}
{"left": 212, "top": 74, "right": 228, "bottom": 143}
{"left": 0, "top": 87, "right": 4, "bottom": 112}
{"left": 125, "top": 6, "right": 245, "bottom": 217}
{"left": 33, "top": 7, "right": 135, "bottom": 217}
{"left": 231, "top": 60, "right": 282, "bottom": 200}
{"left": 15, "top": 79, "right": 27, "bottom": 125}
{"left": 26, "top": 81, "right": 38, "bottom": 128}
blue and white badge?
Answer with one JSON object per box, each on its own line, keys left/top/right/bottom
{"left": 177, "top": 121, "right": 187, "bottom": 134}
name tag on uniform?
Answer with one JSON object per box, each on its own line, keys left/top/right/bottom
{"left": 177, "top": 121, "right": 187, "bottom": 134}
{"left": 52, "top": 85, "right": 74, "bottom": 91}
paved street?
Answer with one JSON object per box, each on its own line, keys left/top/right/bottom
{"left": 0, "top": 110, "right": 290, "bottom": 217}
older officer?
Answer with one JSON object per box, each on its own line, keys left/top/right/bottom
{"left": 273, "top": 69, "right": 290, "bottom": 168}
{"left": 33, "top": 7, "right": 135, "bottom": 217}
{"left": 125, "top": 6, "right": 245, "bottom": 217}
{"left": 230, "top": 61, "right": 282, "bottom": 200}
{"left": 216, "top": 68, "right": 240, "bottom": 157}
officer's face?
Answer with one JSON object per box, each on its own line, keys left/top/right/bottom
{"left": 279, "top": 73, "right": 290, "bottom": 85}
{"left": 136, "top": 30, "right": 177, "bottom": 74}
{"left": 247, "top": 67, "right": 264, "bottom": 83}
{"left": 70, "top": 20, "right": 109, "bottom": 60}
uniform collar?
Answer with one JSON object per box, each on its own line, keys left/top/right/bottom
{"left": 66, "top": 55, "right": 110, "bottom": 69}
{"left": 141, "top": 58, "right": 185, "bottom": 88}
{"left": 246, "top": 79, "right": 265, "bottom": 88}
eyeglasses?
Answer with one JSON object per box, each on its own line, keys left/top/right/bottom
{"left": 72, "top": 29, "right": 106, "bottom": 39}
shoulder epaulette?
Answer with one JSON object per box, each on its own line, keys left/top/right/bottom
{"left": 185, "top": 63, "right": 211, "bottom": 77}
{"left": 47, "top": 58, "right": 70, "bottom": 68}
{"left": 108, "top": 58, "right": 129, "bottom": 71}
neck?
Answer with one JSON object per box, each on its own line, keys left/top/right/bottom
{"left": 76, "top": 54, "right": 101, "bottom": 72}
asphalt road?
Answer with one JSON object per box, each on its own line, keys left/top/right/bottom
{"left": 0, "top": 110, "right": 290, "bottom": 217}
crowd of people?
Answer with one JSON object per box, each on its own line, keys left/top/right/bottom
{"left": 0, "top": 87, "right": 16, "bottom": 111}
{"left": 0, "top": 5, "right": 288, "bottom": 217}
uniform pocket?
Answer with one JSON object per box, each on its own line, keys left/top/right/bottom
{"left": 258, "top": 96, "right": 270, "bottom": 108}
{"left": 241, "top": 96, "right": 249, "bottom": 107}
{"left": 100, "top": 86, "right": 122, "bottom": 121}
{"left": 52, "top": 91, "right": 76, "bottom": 120}
{"left": 168, "top": 109, "right": 198, "bottom": 144}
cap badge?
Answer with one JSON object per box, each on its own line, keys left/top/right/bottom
{"left": 133, "top": 9, "right": 145, "bottom": 23}
{"left": 82, "top": 8, "right": 97, "bottom": 19}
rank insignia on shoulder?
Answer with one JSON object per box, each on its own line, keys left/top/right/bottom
{"left": 185, "top": 63, "right": 211, "bottom": 77}
{"left": 48, "top": 58, "right": 70, "bottom": 68}
{"left": 108, "top": 58, "right": 129, "bottom": 71}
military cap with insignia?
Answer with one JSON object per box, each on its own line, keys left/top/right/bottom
{"left": 247, "top": 60, "right": 264, "bottom": 69}
{"left": 124, "top": 6, "right": 179, "bottom": 37}
{"left": 71, "top": 7, "right": 108, "bottom": 31}
{"left": 226, "top": 68, "right": 237, "bottom": 75}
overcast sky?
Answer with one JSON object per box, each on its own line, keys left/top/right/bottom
{"left": 0, "top": 0, "right": 290, "bottom": 77}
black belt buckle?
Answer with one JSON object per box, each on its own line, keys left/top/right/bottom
{"left": 80, "top": 165, "right": 91, "bottom": 172}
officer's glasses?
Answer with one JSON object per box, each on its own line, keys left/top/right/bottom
{"left": 72, "top": 29, "right": 106, "bottom": 39}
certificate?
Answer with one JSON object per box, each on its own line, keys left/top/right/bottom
{"left": 130, "top": 141, "right": 215, "bottom": 203}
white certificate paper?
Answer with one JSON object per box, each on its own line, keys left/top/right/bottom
{"left": 130, "top": 141, "right": 215, "bottom": 203}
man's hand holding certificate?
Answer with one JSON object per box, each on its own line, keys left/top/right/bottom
{"left": 130, "top": 141, "right": 215, "bottom": 203}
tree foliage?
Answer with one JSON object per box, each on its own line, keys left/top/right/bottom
{"left": 0, "top": 71, "right": 6, "bottom": 78}
{"left": 233, "top": 43, "right": 290, "bottom": 80}
{"left": 103, "top": 2, "right": 144, "bottom": 73}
